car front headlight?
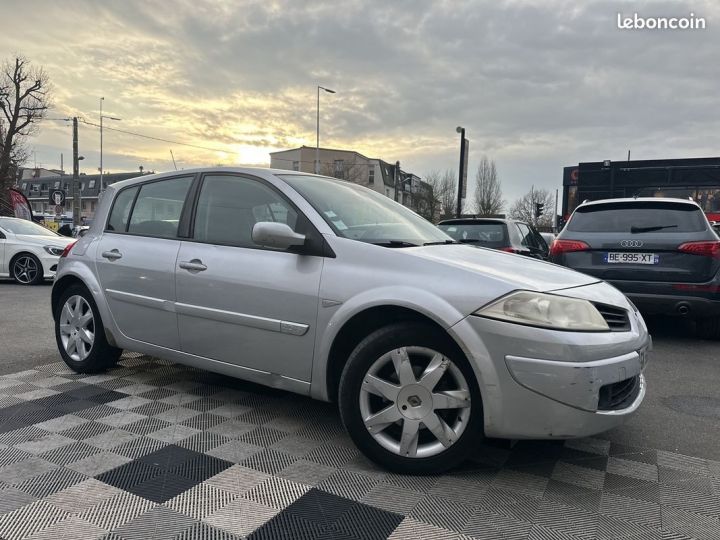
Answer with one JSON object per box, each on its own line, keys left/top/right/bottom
{"left": 43, "top": 246, "right": 65, "bottom": 256}
{"left": 474, "top": 290, "right": 609, "bottom": 331}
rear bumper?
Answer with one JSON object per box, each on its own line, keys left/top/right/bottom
{"left": 607, "top": 278, "right": 720, "bottom": 317}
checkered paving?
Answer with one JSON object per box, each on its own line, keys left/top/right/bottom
{"left": 1, "top": 354, "right": 719, "bottom": 540}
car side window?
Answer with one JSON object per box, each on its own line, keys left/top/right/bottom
{"left": 127, "top": 177, "right": 193, "bottom": 238}
{"left": 193, "top": 174, "right": 299, "bottom": 248}
{"left": 106, "top": 186, "right": 139, "bottom": 232}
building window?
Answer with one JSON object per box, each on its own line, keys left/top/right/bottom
{"left": 54, "top": 180, "right": 60, "bottom": 189}
{"left": 368, "top": 168, "right": 374, "bottom": 184}
{"left": 89, "top": 180, "right": 96, "bottom": 189}
{"left": 81, "top": 201, "right": 88, "bottom": 211}
{"left": 80, "top": 182, "right": 85, "bottom": 191}
{"left": 292, "top": 161, "right": 299, "bottom": 171}
{"left": 21, "top": 182, "right": 27, "bottom": 191}
{"left": 63, "top": 183, "right": 68, "bottom": 191}
{"left": 91, "top": 201, "right": 96, "bottom": 212}
{"left": 334, "top": 160, "right": 344, "bottom": 178}
{"left": 40, "top": 183, "right": 47, "bottom": 191}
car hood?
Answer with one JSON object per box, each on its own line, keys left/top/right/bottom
{"left": 15, "top": 234, "right": 74, "bottom": 248}
{"left": 407, "top": 244, "right": 599, "bottom": 292}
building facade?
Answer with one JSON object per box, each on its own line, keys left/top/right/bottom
{"left": 17, "top": 169, "right": 148, "bottom": 220}
{"left": 269, "top": 146, "right": 425, "bottom": 210}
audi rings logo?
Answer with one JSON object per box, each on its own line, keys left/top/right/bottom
{"left": 621, "top": 240, "right": 644, "bottom": 248}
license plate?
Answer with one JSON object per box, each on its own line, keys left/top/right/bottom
{"left": 605, "top": 252, "right": 658, "bottom": 264}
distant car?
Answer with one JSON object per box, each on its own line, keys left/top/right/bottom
{"left": 550, "top": 198, "right": 720, "bottom": 338}
{"left": 0, "top": 217, "right": 74, "bottom": 285}
{"left": 437, "top": 218, "right": 549, "bottom": 259}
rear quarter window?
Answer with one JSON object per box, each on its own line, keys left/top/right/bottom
{"left": 567, "top": 202, "right": 707, "bottom": 233}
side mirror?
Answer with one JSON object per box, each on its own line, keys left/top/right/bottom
{"left": 252, "top": 222, "right": 306, "bottom": 250}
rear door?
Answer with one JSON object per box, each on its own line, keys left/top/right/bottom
{"left": 95, "top": 175, "right": 194, "bottom": 349}
{"left": 561, "top": 201, "right": 720, "bottom": 283}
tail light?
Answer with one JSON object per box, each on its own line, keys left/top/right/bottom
{"left": 678, "top": 241, "right": 720, "bottom": 259}
{"left": 549, "top": 239, "right": 589, "bottom": 256}
{"left": 60, "top": 242, "right": 76, "bottom": 258}
{"left": 500, "top": 247, "right": 520, "bottom": 254}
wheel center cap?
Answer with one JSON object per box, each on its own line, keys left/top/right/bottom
{"left": 397, "top": 385, "right": 433, "bottom": 420}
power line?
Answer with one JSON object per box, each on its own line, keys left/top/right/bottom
{"left": 77, "top": 119, "right": 236, "bottom": 155}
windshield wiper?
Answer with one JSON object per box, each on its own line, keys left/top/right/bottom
{"left": 423, "top": 240, "right": 459, "bottom": 246}
{"left": 630, "top": 225, "right": 678, "bottom": 233}
{"left": 457, "top": 239, "right": 480, "bottom": 243}
{"left": 369, "top": 240, "right": 420, "bottom": 248}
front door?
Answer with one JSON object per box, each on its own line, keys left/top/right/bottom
{"left": 95, "top": 175, "right": 194, "bottom": 350}
{"left": 175, "top": 173, "right": 323, "bottom": 382}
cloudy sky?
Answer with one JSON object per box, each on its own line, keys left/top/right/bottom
{"left": 2, "top": 0, "right": 718, "bottom": 204}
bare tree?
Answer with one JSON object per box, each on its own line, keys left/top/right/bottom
{"left": 508, "top": 188, "right": 555, "bottom": 227}
{"left": 473, "top": 156, "right": 504, "bottom": 216}
{"left": 413, "top": 170, "right": 445, "bottom": 222}
{"left": 439, "top": 169, "right": 457, "bottom": 219}
{"left": 0, "top": 56, "right": 51, "bottom": 214}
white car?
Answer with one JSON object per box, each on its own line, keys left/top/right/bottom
{"left": 0, "top": 217, "right": 75, "bottom": 285}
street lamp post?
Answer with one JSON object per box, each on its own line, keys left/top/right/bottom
{"left": 316, "top": 86, "right": 336, "bottom": 174}
{"left": 456, "top": 126, "right": 466, "bottom": 218}
{"left": 99, "top": 97, "right": 121, "bottom": 191}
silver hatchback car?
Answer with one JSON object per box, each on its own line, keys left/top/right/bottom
{"left": 52, "top": 168, "right": 650, "bottom": 473}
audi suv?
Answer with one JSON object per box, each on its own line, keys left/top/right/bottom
{"left": 52, "top": 169, "right": 650, "bottom": 473}
{"left": 551, "top": 198, "right": 720, "bottom": 338}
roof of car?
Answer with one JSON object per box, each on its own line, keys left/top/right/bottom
{"left": 104, "top": 167, "right": 350, "bottom": 192}
{"left": 578, "top": 197, "right": 701, "bottom": 208}
{"left": 438, "top": 218, "right": 516, "bottom": 225}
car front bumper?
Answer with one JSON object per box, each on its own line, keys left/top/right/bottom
{"left": 450, "top": 283, "right": 651, "bottom": 440}
{"left": 39, "top": 253, "right": 61, "bottom": 279}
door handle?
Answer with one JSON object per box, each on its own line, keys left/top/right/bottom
{"left": 179, "top": 259, "right": 207, "bottom": 272}
{"left": 101, "top": 249, "right": 122, "bottom": 260}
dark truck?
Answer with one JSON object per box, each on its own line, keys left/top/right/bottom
{"left": 550, "top": 198, "right": 720, "bottom": 338}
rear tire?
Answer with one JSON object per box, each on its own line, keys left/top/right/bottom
{"left": 696, "top": 316, "right": 720, "bottom": 340}
{"left": 55, "top": 284, "right": 122, "bottom": 373}
{"left": 338, "top": 322, "right": 483, "bottom": 474}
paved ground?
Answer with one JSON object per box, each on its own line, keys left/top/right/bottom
{"left": 0, "top": 280, "right": 719, "bottom": 539}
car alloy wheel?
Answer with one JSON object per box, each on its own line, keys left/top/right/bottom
{"left": 58, "top": 295, "right": 95, "bottom": 362}
{"left": 358, "top": 346, "right": 471, "bottom": 458}
{"left": 13, "top": 255, "right": 39, "bottom": 284}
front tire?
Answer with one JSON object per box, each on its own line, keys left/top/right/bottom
{"left": 55, "top": 284, "right": 122, "bottom": 373}
{"left": 11, "top": 253, "right": 44, "bottom": 285}
{"left": 338, "top": 322, "right": 483, "bottom": 474}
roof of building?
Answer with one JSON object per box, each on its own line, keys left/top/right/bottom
{"left": 20, "top": 172, "right": 150, "bottom": 199}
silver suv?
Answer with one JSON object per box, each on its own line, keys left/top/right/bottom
{"left": 52, "top": 168, "right": 651, "bottom": 473}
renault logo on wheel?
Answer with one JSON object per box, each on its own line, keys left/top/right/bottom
{"left": 621, "top": 240, "right": 643, "bottom": 248}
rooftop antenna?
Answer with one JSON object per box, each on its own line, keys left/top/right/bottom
{"left": 170, "top": 149, "right": 178, "bottom": 171}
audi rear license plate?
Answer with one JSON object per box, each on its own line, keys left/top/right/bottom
{"left": 605, "top": 252, "right": 659, "bottom": 264}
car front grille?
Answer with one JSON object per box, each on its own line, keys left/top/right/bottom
{"left": 593, "top": 303, "right": 631, "bottom": 331}
{"left": 598, "top": 375, "right": 640, "bottom": 411}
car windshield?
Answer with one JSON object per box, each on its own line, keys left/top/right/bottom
{"left": 438, "top": 223, "right": 507, "bottom": 247}
{"left": 567, "top": 202, "right": 707, "bottom": 233}
{"left": 0, "top": 218, "right": 58, "bottom": 236}
{"left": 280, "top": 175, "right": 452, "bottom": 246}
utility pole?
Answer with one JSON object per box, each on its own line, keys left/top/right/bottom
{"left": 72, "top": 117, "right": 80, "bottom": 227}
{"left": 554, "top": 188, "right": 559, "bottom": 233}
